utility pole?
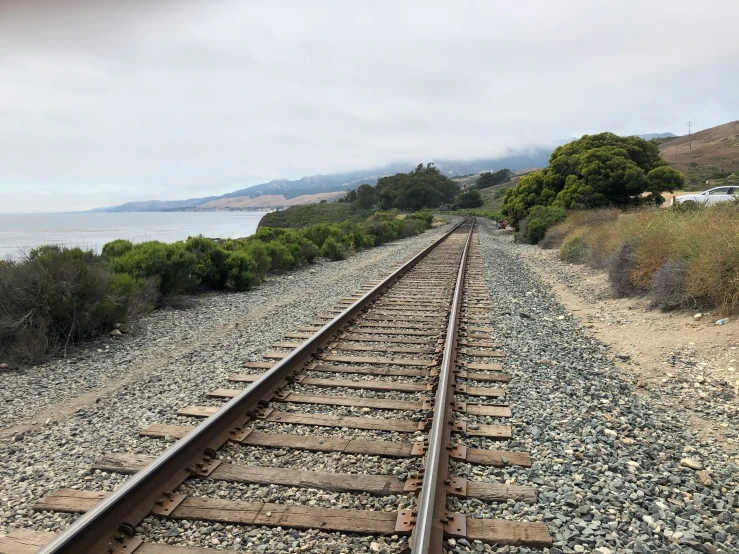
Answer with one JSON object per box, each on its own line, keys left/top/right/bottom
{"left": 686, "top": 121, "right": 693, "bottom": 150}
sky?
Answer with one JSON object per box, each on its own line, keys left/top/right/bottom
{"left": 1, "top": 1, "right": 738, "bottom": 213}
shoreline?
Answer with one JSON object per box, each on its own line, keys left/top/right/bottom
{"left": 0, "top": 211, "right": 265, "bottom": 259}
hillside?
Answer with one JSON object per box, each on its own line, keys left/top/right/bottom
{"left": 199, "top": 191, "right": 345, "bottom": 209}
{"left": 479, "top": 179, "right": 519, "bottom": 213}
{"left": 658, "top": 120, "right": 739, "bottom": 189}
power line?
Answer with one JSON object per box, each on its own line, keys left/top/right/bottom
{"left": 686, "top": 121, "right": 692, "bottom": 150}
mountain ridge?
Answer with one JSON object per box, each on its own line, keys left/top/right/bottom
{"left": 100, "top": 149, "right": 555, "bottom": 212}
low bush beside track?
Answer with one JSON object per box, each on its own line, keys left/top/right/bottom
{"left": 0, "top": 210, "right": 436, "bottom": 365}
{"left": 541, "top": 202, "right": 739, "bottom": 314}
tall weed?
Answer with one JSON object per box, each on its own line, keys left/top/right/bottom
{"left": 549, "top": 203, "right": 739, "bottom": 313}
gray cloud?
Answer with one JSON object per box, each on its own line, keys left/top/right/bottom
{"left": 1, "top": 0, "right": 738, "bottom": 213}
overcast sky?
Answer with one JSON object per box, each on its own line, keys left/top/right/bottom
{"left": 1, "top": 0, "right": 738, "bottom": 213}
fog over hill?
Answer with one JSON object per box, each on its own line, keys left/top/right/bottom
{"left": 99, "top": 149, "right": 555, "bottom": 212}
{"left": 97, "top": 129, "right": 701, "bottom": 212}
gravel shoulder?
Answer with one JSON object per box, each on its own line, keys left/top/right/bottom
{"left": 475, "top": 221, "right": 739, "bottom": 554}
{"left": 512, "top": 231, "right": 739, "bottom": 458}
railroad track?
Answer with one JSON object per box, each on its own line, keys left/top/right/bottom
{"left": 3, "top": 219, "right": 553, "bottom": 554}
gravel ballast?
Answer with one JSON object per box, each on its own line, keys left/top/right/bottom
{"left": 466, "top": 222, "right": 738, "bottom": 554}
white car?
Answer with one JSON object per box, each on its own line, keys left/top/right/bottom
{"left": 671, "top": 186, "right": 738, "bottom": 206}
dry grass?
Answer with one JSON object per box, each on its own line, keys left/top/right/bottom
{"left": 546, "top": 202, "right": 739, "bottom": 313}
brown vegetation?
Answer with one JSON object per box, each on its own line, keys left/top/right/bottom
{"left": 545, "top": 203, "right": 739, "bottom": 313}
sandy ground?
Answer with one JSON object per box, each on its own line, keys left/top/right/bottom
{"left": 513, "top": 233, "right": 739, "bottom": 460}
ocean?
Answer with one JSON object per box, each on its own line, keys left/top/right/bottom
{"left": 0, "top": 211, "right": 265, "bottom": 259}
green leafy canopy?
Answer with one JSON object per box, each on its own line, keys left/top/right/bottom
{"left": 502, "top": 132, "right": 685, "bottom": 223}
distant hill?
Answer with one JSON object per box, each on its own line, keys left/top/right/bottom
{"left": 105, "top": 197, "right": 220, "bottom": 212}
{"left": 199, "top": 191, "right": 346, "bottom": 209}
{"left": 639, "top": 132, "right": 677, "bottom": 140}
{"left": 97, "top": 148, "right": 555, "bottom": 212}
{"left": 658, "top": 120, "right": 739, "bottom": 189}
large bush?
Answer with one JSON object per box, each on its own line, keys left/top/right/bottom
{"left": 0, "top": 246, "right": 151, "bottom": 363}
{"left": 502, "top": 133, "right": 684, "bottom": 224}
{"left": 184, "top": 236, "right": 229, "bottom": 289}
{"left": 375, "top": 164, "right": 458, "bottom": 210}
{"left": 473, "top": 169, "right": 514, "bottom": 190}
{"left": 456, "top": 190, "right": 483, "bottom": 209}
{"left": 109, "top": 241, "right": 201, "bottom": 295}
{"left": 520, "top": 205, "right": 568, "bottom": 244}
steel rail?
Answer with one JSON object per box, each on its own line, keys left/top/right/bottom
{"left": 37, "top": 218, "right": 466, "bottom": 554}
{"left": 411, "top": 219, "right": 474, "bottom": 554}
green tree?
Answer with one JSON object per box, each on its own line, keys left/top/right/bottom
{"left": 474, "top": 169, "right": 514, "bottom": 189}
{"left": 554, "top": 147, "right": 647, "bottom": 209}
{"left": 375, "top": 163, "right": 458, "bottom": 210}
{"left": 502, "top": 132, "right": 679, "bottom": 223}
{"left": 355, "top": 184, "right": 376, "bottom": 209}
{"left": 646, "top": 166, "right": 685, "bottom": 204}
{"left": 457, "top": 189, "right": 483, "bottom": 209}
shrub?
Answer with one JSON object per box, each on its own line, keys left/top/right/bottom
{"left": 249, "top": 227, "right": 319, "bottom": 266}
{"left": 514, "top": 218, "right": 529, "bottom": 244}
{"left": 321, "top": 237, "right": 348, "bottom": 260}
{"left": 109, "top": 241, "right": 200, "bottom": 296}
{"left": 0, "top": 247, "right": 136, "bottom": 363}
{"left": 553, "top": 202, "right": 739, "bottom": 313}
{"left": 400, "top": 219, "right": 425, "bottom": 238}
{"left": 302, "top": 223, "right": 346, "bottom": 249}
{"left": 649, "top": 260, "right": 694, "bottom": 311}
{"left": 560, "top": 227, "right": 589, "bottom": 263}
{"left": 607, "top": 242, "right": 642, "bottom": 297}
{"left": 682, "top": 203, "right": 739, "bottom": 313}
{"left": 242, "top": 242, "right": 271, "bottom": 278}
{"left": 109, "top": 272, "right": 160, "bottom": 319}
{"left": 408, "top": 211, "right": 434, "bottom": 226}
{"left": 297, "top": 235, "right": 319, "bottom": 262}
{"left": 538, "top": 226, "right": 568, "bottom": 249}
{"left": 184, "top": 236, "right": 229, "bottom": 290}
{"left": 366, "top": 221, "right": 397, "bottom": 245}
{"left": 226, "top": 250, "right": 261, "bottom": 291}
{"left": 525, "top": 205, "right": 568, "bottom": 244}
{"left": 264, "top": 241, "right": 296, "bottom": 271}
{"left": 102, "top": 239, "right": 134, "bottom": 259}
